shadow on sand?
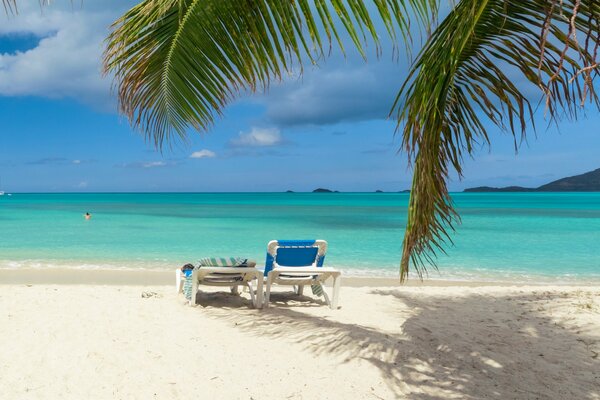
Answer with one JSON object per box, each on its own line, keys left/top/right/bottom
{"left": 193, "top": 288, "right": 327, "bottom": 309}
{"left": 199, "top": 288, "right": 599, "bottom": 399}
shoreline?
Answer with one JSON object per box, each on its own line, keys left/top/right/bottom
{"left": 2, "top": 267, "right": 600, "bottom": 287}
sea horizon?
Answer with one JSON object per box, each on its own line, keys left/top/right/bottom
{"left": 4, "top": 190, "right": 599, "bottom": 194}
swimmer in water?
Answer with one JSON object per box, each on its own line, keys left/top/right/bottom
{"left": 84, "top": 212, "right": 92, "bottom": 220}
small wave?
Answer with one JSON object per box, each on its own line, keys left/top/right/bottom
{"left": 2, "top": 259, "right": 599, "bottom": 285}
{"left": 0, "top": 259, "right": 172, "bottom": 271}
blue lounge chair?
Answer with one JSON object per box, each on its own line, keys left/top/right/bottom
{"left": 263, "top": 240, "right": 341, "bottom": 309}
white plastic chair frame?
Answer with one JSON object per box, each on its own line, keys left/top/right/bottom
{"left": 176, "top": 267, "right": 264, "bottom": 308}
{"left": 264, "top": 240, "right": 341, "bottom": 309}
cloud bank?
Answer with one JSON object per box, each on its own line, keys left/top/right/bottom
{"left": 0, "top": 1, "right": 135, "bottom": 109}
{"left": 253, "top": 60, "right": 406, "bottom": 128}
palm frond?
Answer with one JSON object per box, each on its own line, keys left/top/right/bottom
{"left": 2, "top": 1, "right": 53, "bottom": 15}
{"left": 395, "top": 0, "right": 600, "bottom": 281}
{"left": 103, "top": 0, "right": 437, "bottom": 148}
{"left": 2, "top": 0, "right": 16, "bottom": 14}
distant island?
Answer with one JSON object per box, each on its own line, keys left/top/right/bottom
{"left": 312, "top": 188, "right": 339, "bottom": 193}
{"left": 465, "top": 168, "right": 600, "bottom": 192}
{"left": 464, "top": 186, "right": 536, "bottom": 193}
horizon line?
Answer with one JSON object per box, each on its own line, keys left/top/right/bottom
{"left": 2, "top": 191, "right": 597, "bottom": 195}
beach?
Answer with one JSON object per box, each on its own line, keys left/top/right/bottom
{"left": 1, "top": 269, "right": 599, "bottom": 399}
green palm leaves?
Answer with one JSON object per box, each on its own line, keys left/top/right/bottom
{"left": 103, "top": 0, "right": 600, "bottom": 281}
{"left": 103, "top": 0, "right": 435, "bottom": 147}
{"left": 394, "top": 0, "right": 600, "bottom": 280}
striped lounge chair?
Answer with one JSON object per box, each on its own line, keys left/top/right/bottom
{"left": 176, "top": 257, "right": 263, "bottom": 308}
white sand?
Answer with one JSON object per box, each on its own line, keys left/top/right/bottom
{"left": 0, "top": 277, "right": 599, "bottom": 399}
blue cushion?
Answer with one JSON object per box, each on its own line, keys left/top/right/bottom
{"left": 264, "top": 240, "right": 322, "bottom": 276}
{"left": 276, "top": 247, "right": 318, "bottom": 267}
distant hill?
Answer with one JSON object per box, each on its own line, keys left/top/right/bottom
{"left": 312, "top": 188, "right": 338, "bottom": 193}
{"left": 537, "top": 168, "right": 600, "bottom": 191}
{"left": 464, "top": 168, "right": 600, "bottom": 192}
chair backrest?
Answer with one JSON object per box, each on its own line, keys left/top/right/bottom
{"left": 264, "top": 240, "right": 327, "bottom": 276}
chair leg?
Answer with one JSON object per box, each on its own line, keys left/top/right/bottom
{"left": 175, "top": 269, "right": 183, "bottom": 294}
{"left": 264, "top": 273, "right": 274, "bottom": 308}
{"left": 321, "top": 284, "right": 331, "bottom": 308}
{"left": 230, "top": 285, "right": 240, "bottom": 295}
{"left": 255, "top": 276, "right": 264, "bottom": 309}
{"left": 246, "top": 282, "right": 256, "bottom": 308}
{"left": 297, "top": 285, "right": 304, "bottom": 296}
{"left": 330, "top": 275, "right": 341, "bottom": 309}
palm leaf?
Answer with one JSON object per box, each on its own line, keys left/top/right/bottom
{"left": 2, "top": 0, "right": 16, "bottom": 13}
{"left": 103, "top": 0, "right": 436, "bottom": 148}
{"left": 2, "top": 1, "right": 53, "bottom": 15}
{"left": 394, "top": 0, "right": 600, "bottom": 281}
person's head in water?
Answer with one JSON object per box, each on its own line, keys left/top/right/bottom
{"left": 84, "top": 212, "right": 91, "bottom": 220}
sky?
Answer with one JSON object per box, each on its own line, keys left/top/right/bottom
{"left": 0, "top": 2, "right": 599, "bottom": 192}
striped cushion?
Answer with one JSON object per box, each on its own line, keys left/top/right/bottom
{"left": 199, "top": 257, "right": 256, "bottom": 268}
{"left": 183, "top": 274, "right": 193, "bottom": 300}
{"left": 311, "top": 283, "right": 324, "bottom": 297}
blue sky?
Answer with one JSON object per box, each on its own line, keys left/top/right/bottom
{"left": 0, "top": 2, "right": 599, "bottom": 192}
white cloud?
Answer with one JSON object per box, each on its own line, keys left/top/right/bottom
{"left": 0, "top": 1, "right": 136, "bottom": 109}
{"left": 229, "top": 127, "right": 282, "bottom": 147}
{"left": 190, "top": 149, "right": 216, "bottom": 159}
{"left": 115, "top": 160, "right": 178, "bottom": 169}
{"left": 142, "top": 161, "right": 167, "bottom": 168}
{"left": 77, "top": 181, "right": 88, "bottom": 188}
{"left": 72, "top": 160, "right": 81, "bottom": 164}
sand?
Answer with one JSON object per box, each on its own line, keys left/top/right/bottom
{"left": 0, "top": 270, "right": 599, "bottom": 399}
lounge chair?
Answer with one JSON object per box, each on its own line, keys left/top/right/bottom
{"left": 176, "top": 258, "right": 263, "bottom": 308}
{"left": 263, "top": 240, "right": 341, "bottom": 309}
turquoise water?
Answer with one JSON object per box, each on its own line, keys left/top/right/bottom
{"left": 0, "top": 192, "right": 599, "bottom": 282}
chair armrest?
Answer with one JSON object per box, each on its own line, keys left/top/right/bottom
{"left": 272, "top": 266, "right": 340, "bottom": 275}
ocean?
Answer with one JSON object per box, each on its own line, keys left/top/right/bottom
{"left": 1, "top": 192, "right": 599, "bottom": 282}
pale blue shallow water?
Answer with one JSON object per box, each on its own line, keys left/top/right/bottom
{"left": 0, "top": 192, "right": 599, "bottom": 282}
